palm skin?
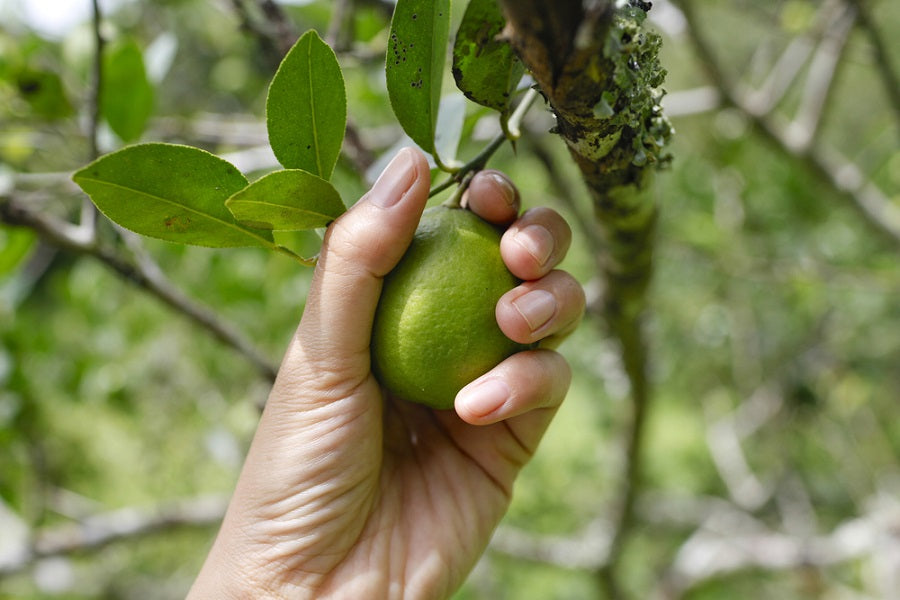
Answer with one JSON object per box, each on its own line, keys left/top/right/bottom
{"left": 189, "top": 148, "right": 584, "bottom": 599}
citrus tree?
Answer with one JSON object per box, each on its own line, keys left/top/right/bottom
{"left": 1, "top": 0, "right": 898, "bottom": 598}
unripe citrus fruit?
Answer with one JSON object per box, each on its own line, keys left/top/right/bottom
{"left": 371, "top": 205, "right": 527, "bottom": 409}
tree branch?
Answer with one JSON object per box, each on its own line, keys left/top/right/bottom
{"left": 674, "top": 0, "right": 900, "bottom": 249}
{"left": 0, "top": 495, "right": 228, "bottom": 576}
{"left": 499, "top": 4, "right": 673, "bottom": 597}
{"left": 0, "top": 195, "right": 279, "bottom": 383}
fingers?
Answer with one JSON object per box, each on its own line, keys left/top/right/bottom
{"left": 462, "top": 170, "right": 520, "bottom": 225}
{"left": 495, "top": 270, "right": 585, "bottom": 346}
{"left": 280, "top": 147, "right": 431, "bottom": 392}
{"left": 500, "top": 207, "right": 572, "bottom": 281}
{"left": 455, "top": 349, "right": 571, "bottom": 426}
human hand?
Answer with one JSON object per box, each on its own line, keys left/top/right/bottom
{"left": 188, "top": 147, "right": 585, "bottom": 599}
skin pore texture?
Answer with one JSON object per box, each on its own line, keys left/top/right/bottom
{"left": 187, "top": 147, "right": 585, "bottom": 599}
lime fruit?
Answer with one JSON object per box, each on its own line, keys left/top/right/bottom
{"left": 371, "top": 205, "right": 527, "bottom": 409}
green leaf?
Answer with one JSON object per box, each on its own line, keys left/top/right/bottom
{"left": 225, "top": 170, "right": 345, "bottom": 231}
{"left": 72, "top": 144, "right": 274, "bottom": 248}
{"left": 101, "top": 38, "right": 154, "bottom": 142}
{"left": 0, "top": 227, "right": 35, "bottom": 278}
{"left": 15, "top": 67, "right": 73, "bottom": 120}
{"left": 452, "top": 0, "right": 524, "bottom": 116}
{"left": 385, "top": 0, "right": 451, "bottom": 156}
{"left": 267, "top": 30, "right": 346, "bottom": 179}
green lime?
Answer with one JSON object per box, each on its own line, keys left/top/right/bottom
{"left": 371, "top": 205, "right": 527, "bottom": 409}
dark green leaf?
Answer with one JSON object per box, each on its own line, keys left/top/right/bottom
{"left": 267, "top": 30, "right": 346, "bottom": 179}
{"left": 101, "top": 38, "right": 155, "bottom": 142}
{"left": 15, "top": 67, "right": 73, "bottom": 120}
{"left": 72, "top": 144, "right": 273, "bottom": 248}
{"left": 385, "top": 0, "right": 451, "bottom": 155}
{"left": 225, "top": 169, "right": 345, "bottom": 231}
{"left": 452, "top": 0, "right": 523, "bottom": 116}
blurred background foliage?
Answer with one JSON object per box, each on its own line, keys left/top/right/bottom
{"left": 0, "top": 0, "right": 898, "bottom": 598}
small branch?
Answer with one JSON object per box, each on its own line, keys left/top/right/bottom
{"left": 784, "top": 2, "right": 856, "bottom": 151}
{"left": 257, "top": 0, "right": 297, "bottom": 54}
{"left": 78, "top": 0, "right": 105, "bottom": 242}
{"left": 87, "top": 0, "right": 104, "bottom": 162}
{"left": 0, "top": 196, "right": 279, "bottom": 382}
{"left": 0, "top": 495, "right": 228, "bottom": 576}
{"left": 489, "top": 519, "right": 611, "bottom": 571}
{"left": 428, "top": 89, "right": 541, "bottom": 199}
{"left": 655, "top": 509, "right": 890, "bottom": 599}
{"left": 325, "top": 0, "right": 355, "bottom": 51}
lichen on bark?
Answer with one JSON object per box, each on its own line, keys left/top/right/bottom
{"left": 501, "top": 0, "right": 672, "bottom": 303}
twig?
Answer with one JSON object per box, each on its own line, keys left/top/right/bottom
{"left": 653, "top": 505, "right": 895, "bottom": 600}
{"left": 326, "top": 0, "right": 355, "bottom": 51}
{"left": 0, "top": 495, "right": 228, "bottom": 576}
{"left": 785, "top": 2, "right": 856, "bottom": 151}
{"left": 428, "top": 89, "right": 541, "bottom": 199}
{"left": 0, "top": 196, "right": 279, "bottom": 382}
{"left": 77, "top": 0, "right": 105, "bottom": 243}
{"left": 489, "top": 519, "right": 612, "bottom": 571}
{"left": 675, "top": 0, "right": 900, "bottom": 249}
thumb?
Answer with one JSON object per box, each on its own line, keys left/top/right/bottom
{"left": 279, "top": 147, "right": 431, "bottom": 392}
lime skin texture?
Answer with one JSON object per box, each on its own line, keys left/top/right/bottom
{"left": 371, "top": 205, "right": 528, "bottom": 409}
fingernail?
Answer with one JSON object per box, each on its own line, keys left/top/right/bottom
{"left": 488, "top": 172, "right": 517, "bottom": 207}
{"left": 512, "top": 289, "right": 556, "bottom": 332}
{"left": 514, "top": 224, "right": 554, "bottom": 266}
{"left": 458, "top": 378, "right": 509, "bottom": 417}
{"left": 370, "top": 148, "right": 416, "bottom": 208}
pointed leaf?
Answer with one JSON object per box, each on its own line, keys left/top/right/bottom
{"left": 452, "top": 0, "right": 524, "bottom": 116}
{"left": 101, "top": 38, "right": 154, "bottom": 142}
{"left": 72, "top": 144, "right": 273, "bottom": 248}
{"left": 385, "top": 0, "right": 451, "bottom": 155}
{"left": 225, "top": 170, "right": 345, "bottom": 231}
{"left": 267, "top": 30, "right": 347, "bottom": 179}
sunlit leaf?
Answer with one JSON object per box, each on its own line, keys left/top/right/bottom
{"left": 267, "top": 30, "right": 346, "bottom": 179}
{"left": 385, "top": 0, "right": 451, "bottom": 156}
{"left": 101, "top": 38, "right": 154, "bottom": 142}
{"left": 73, "top": 144, "right": 273, "bottom": 248}
{"left": 452, "top": 0, "right": 523, "bottom": 116}
{"left": 225, "top": 169, "right": 345, "bottom": 230}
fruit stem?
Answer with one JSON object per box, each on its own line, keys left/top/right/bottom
{"left": 427, "top": 88, "right": 541, "bottom": 201}
{"left": 441, "top": 171, "right": 474, "bottom": 209}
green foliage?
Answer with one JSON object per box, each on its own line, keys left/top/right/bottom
{"left": 225, "top": 170, "right": 345, "bottom": 231}
{"left": 1, "top": 1, "right": 898, "bottom": 599}
{"left": 266, "top": 30, "right": 346, "bottom": 179}
{"left": 452, "top": 0, "right": 524, "bottom": 120}
{"left": 72, "top": 144, "right": 270, "bottom": 248}
{"left": 101, "top": 38, "right": 154, "bottom": 142}
{"left": 385, "top": 0, "right": 451, "bottom": 159}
